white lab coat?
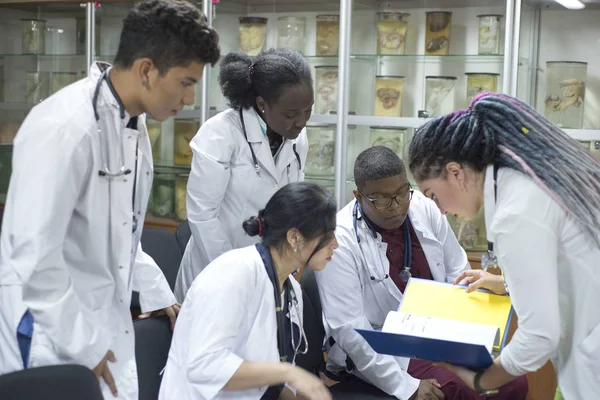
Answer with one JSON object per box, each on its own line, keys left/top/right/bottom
{"left": 315, "top": 192, "right": 469, "bottom": 399}
{"left": 483, "top": 165, "right": 600, "bottom": 400}
{"left": 160, "top": 245, "right": 303, "bottom": 400}
{"left": 174, "top": 107, "right": 307, "bottom": 302}
{"left": 0, "top": 62, "right": 176, "bottom": 399}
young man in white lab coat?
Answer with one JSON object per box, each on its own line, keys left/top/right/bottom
{"left": 315, "top": 146, "right": 528, "bottom": 400}
{"left": 0, "top": 1, "right": 220, "bottom": 399}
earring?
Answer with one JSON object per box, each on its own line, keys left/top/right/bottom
{"left": 261, "top": 109, "right": 265, "bottom": 113}
{"left": 293, "top": 247, "right": 297, "bottom": 253}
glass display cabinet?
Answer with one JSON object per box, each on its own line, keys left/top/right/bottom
{"left": 1, "top": 0, "right": 598, "bottom": 249}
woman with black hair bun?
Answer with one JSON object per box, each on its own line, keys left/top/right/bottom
{"left": 160, "top": 182, "right": 337, "bottom": 400}
{"left": 175, "top": 48, "right": 314, "bottom": 303}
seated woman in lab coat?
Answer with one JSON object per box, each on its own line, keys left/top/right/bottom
{"left": 174, "top": 48, "right": 313, "bottom": 302}
{"left": 159, "top": 182, "right": 336, "bottom": 400}
{"left": 315, "top": 146, "right": 528, "bottom": 400}
{"left": 408, "top": 93, "right": 600, "bottom": 399}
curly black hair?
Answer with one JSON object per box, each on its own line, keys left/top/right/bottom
{"left": 114, "top": 0, "right": 220, "bottom": 74}
{"left": 218, "top": 48, "right": 312, "bottom": 110}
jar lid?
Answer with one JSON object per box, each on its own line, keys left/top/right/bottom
{"left": 425, "top": 11, "right": 453, "bottom": 15}
{"left": 277, "top": 16, "right": 306, "bottom": 21}
{"left": 425, "top": 75, "right": 457, "bottom": 80}
{"left": 376, "top": 75, "right": 405, "bottom": 78}
{"left": 314, "top": 65, "right": 338, "bottom": 69}
{"left": 21, "top": 18, "right": 47, "bottom": 22}
{"left": 465, "top": 72, "right": 500, "bottom": 76}
{"left": 476, "top": 14, "right": 504, "bottom": 18}
{"left": 176, "top": 173, "right": 190, "bottom": 179}
{"left": 546, "top": 61, "right": 588, "bottom": 65}
{"left": 316, "top": 15, "right": 340, "bottom": 20}
{"left": 376, "top": 12, "right": 411, "bottom": 17}
{"left": 370, "top": 126, "right": 408, "bottom": 131}
{"left": 239, "top": 17, "right": 268, "bottom": 24}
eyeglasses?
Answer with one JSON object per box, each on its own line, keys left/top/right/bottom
{"left": 359, "top": 186, "right": 414, "bottom": 210}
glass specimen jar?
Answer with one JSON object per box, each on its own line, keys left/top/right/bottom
{"left": 277, "top": 16, "right": 306, "bottom": 53}
{"left": 446, "top": 208, "right": 488, "bottom": 252}
{"left": 146, "top": 120, "right": 162, "bottom": 163}
{"left": 152, "top": 170, "right": 176, "bottom": 219}
{"left": 76, "top": 17, "right": 101, "bottom": 56}
{"left": 0, "top": 61, "right": 3, "bottom": 103}
{"left": 425, "top": 12, "right": 452, "bottom": 55}
{"left": 25, "top": 71, "right": 50, "bottom": 104}
{"left": 239, "top": 17, "right": 268, "bottom": 56}
{"left": 22, "top": 19, "right": 46, "bottom": 54}
{"left": 465, "top": 73, "right": 499, "bottom": 105}
{"left": 175, "top": 173, "right": 189, "bottom": 221}
{"left": 425, "top": 76, "right": 457, "bottom": 116}
{"left": 315, "top": 66, "right": 338, "bottom": 115}
{"left": 544, "top": 61, "right": 587, "bottom": 129}
{"left": 376, "top": 12, "right": 410, "bottom": 55}
{"left": 174, "top": 119, "right": 199, "bottom": 166}
{"left": 374, "top": 76, "right": 404, "bottom": 117}
{"left": 305, "top": 125, "right": 335, "bottom": 177}
{"left": 369, "top": 127, "right": 407, "bottom": 158}
{"left": 477, "top": 14, "right": 503, "bottom": 55}
{"left": 316, "top": 15, "right": 340, "bottom": 56}
{"left": 51, "top": 72, "right": 78, "bottom": 95}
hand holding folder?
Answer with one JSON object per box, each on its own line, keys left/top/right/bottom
{"left": 356, "top": 278, "right": 513, "bottom": 370}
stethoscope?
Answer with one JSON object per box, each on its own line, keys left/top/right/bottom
{"left": 92, "top": 67, "right": 139, "bottom": 233}
{"left": 352, "top": 201, "right": 412, "bottom": 283}
{"left": 481, "top": 164, "right": 499, "bottom": 270}
{"left": 270, "top": 266, "right": 308, "bottom": 364}
{"left": 239, "top": 108, "right": 302, "bottom": 181}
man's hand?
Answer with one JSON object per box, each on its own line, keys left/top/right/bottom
{"left": 93, "top": 350, "right": 118, "bottom": 397}
{"left": 138, "top": 303, "right": 181, "bottom": 330}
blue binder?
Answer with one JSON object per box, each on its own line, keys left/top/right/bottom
{"left": 356, "top": 328, "right": 495, "bottom": 370}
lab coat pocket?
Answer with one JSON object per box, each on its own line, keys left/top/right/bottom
{"left": 578, "top": 323, "right": 600, "bottom": 372}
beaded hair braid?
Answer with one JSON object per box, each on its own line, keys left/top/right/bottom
{"left": 408, "top": 92, "right": 600, "bottom": 246}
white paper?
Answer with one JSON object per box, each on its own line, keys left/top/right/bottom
{"left": 382, "top": 311, "right": 500, "bottom": 354}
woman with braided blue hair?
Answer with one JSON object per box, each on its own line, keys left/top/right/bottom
{"left": 408, "top": 92, "right": 600, "bottom": 400}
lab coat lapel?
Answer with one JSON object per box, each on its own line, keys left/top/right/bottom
{"left": 242, "top": 107, "right": 279, "bottom": 182}
{"left": 483, "top": 164, "right": 497, "bottom": 243}
{"left": 95, "top": 69, "right": 136, "bottom": 290}
{"left": 274, "top": 141, "right": 298, "bottom": 179}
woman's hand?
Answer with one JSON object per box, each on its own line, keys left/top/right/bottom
{"left": 454, "top": 270, "right": 506, "bottom": 295}
{"left": 286, "top": 366, "right": 332, "bottom": 400}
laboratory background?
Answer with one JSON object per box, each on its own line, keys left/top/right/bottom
{"left": 0, "top": 0, "right": 598, "bottom": 399}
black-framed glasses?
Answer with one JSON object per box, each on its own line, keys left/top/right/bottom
{"left": 359, "top": 185, "right": 414, "bottom": 210}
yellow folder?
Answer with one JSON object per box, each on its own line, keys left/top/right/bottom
{"left": 398, "top": 278, "right": 513, "bottom": 349}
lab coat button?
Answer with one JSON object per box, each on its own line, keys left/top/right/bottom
{"left": 125, "top": 330, "right": 129, "bottom": 334}
{"left": 119, "top": 265, "right": 124, "bottom": 269}
{"left": 123, "top": 221, "right": 128, "bottom": 226}
{"left": 146, "top": 171, "right": 150, "bottom": 176}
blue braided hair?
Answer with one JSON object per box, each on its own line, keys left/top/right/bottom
{"left": 408, "top": 92, "right": 600, "bottom": 246}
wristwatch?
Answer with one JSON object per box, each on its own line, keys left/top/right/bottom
{"left": 474, "top": 370, "right": 500, "bottom": 397}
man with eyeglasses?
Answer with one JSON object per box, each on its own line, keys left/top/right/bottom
{"left": 314, "top": 146, "right": 528, "bottom": 400}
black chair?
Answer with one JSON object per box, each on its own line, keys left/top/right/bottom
{"left": 175, "top": 220, "right": 191, "bottom": 254}
{"left": 299, "top": 268, "right": 394, "bottom": 399}
{"left": 132, "top": 228, "right": 184, "bottom": 310}
{"left": 134, "top": 315, "right": 173, "bottom": 400}
{"left": 140, "top": 228, "right": 183, "bottom": 291}
{"left": 0, "top": 364, "right": 103, "bottom": 400}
